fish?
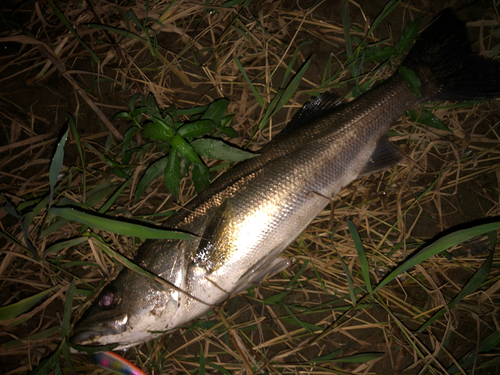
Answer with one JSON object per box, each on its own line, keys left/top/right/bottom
{"left": 70, "top": 9, "right": 500, "bottom": 350}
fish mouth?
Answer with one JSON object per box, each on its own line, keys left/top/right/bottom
{"left": 70, "top": 313, "right": 128, "bottom": 346}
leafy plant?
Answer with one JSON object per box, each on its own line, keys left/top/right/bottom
{"left": 113, "top": 94, "right": 255, "bottom": 201}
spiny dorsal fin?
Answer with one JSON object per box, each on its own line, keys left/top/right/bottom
{"left": 278, "top": 92, "right": 344, "bottom": 136}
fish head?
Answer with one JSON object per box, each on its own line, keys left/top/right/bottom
{"left": 71, "top": 241, "right": 188, "bottom": 350}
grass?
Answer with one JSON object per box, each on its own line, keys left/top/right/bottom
{"left": 1, "top": 0, "right": 500, "bottom": 374}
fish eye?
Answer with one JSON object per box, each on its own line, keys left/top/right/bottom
{"left": 98, "top": 286, "right": 120, "bottom": 309}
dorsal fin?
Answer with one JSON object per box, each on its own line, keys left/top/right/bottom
{"left": 278, "top": 92, "right": 344, "bottom": 136}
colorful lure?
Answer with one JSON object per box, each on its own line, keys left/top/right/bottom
{"left": 91, "top": 351, "right": 146, "bottom": 375}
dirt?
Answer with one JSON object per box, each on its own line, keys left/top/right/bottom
{"left": 1, "top": 0, "right": 499, "bottom": 374}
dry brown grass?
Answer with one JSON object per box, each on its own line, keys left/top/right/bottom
{"left": 1, "top": 0, "right": 500, "bottom": 374}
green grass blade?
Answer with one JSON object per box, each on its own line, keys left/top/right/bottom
{"left": 1, "top": 326, "right": 59, "bottom": 349}
{"left": 47, "top": 0, "right": 98, "bottom": 63}
{"left": 0, "top": 286, "right": 60, "bottom": 320}
{"left": 341, "top": 0, "right": 357, "bottom": 80}
{"left": 207, "top": 363, "right": 232, "bottom": 375}
{"left": 347, "top": 220, "right": 372, "bottom": 295}
{"left": 336, "top": 352, "right": 385, "bottom": 362}
{"left": 61, "top": 279, "right": 75, "bottom": 338}
{"left": 258, "top": 57, "right": 311, "bottom": 130}
{"left": 332, "top": 230, "right": 356, "bottom": 304}
{"left": 417, "top": 237, "right": 495, "bottom": 333}
{"left": 22, "top": 195, "right": 49, "bottom": 257}
{"left": 86, "top": 24, "right": 147, "bottom": 43}
{"left": 367, "top": 0, "right": 401, "bottom": 37}
{"left": 49, "top": 207, "right": 195, "bottom": 240}
{"left": 374, "top": 221, "right": 500, "bottom": 292}
{"left": 48, "top": 127, "right": 69, "bottom": 206}
{"left": 61, "top": 279, "right": 75, "bottom": 373}
{"left": 307, "top": 348, "right": 344, "bottom": 363}
{"left": 448, "top": 331, "right": 500, "bottom": 373}
{"left": 234, "top": 57, "right": 264, "bottom": 107}
{"left": 280, "top": 41, "right": 313, "bottom": 87}
{"left": 199, "top": 345, "right": 205, "bottom": 375}
{"left": 44, "top": 237, "right": 88, "bottom": 256}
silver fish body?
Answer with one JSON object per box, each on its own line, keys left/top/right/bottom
{"left": 71, "top": 9, "right": 500, "bottom": 349}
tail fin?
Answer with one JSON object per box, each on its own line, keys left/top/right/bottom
{"left": 403, "top": 8, "right": 500, "bottom": 101}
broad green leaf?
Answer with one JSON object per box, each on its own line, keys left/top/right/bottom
{"left": 142, "top": 119, "right": 174, "bottom": 141}
{"left": 49, "top": 207, "right": 195, "bottom": 240}
{"left": 192, "top": 163, "right": 210, "bottom": 192}
{"left": 191, "top": 139, "right": 256, "bottom": 162}
{"left": 164, "top": 149, "right": 181, "bottom": 198}
{"left": 49, "top": 127, "right": 69, "bottom": 206}
{"left": 146, "top": 94, "right": 161, "bottom": 118}
{"left": 220, "top": 114, "right": 234, "bottom": 128}
{"left": 218, "top": 127, "right": 238, "bottom": 138}
{"left": 113, "top": 111, "right": 133, "bottom": 120}
{"left": 364, "top": 46, "right": 396, "bottom": 62}
{"left": 0, "top": 286, "right": 60, "bottom": 320}
{"left": 399, "top": 66, "right": 422, "bottom": 99}
{"left": 201, "top": 98, "right": 229, "bottom": 125}
{"left": 177, "top": 120, "right": 217, "bottom": 138}
{"left": 406, "top": 109, "right": 452, "bottom": 132}
{"left": 397, "top": 19, "right": 420, "bottom": 54}
{"left": 122, "top": 126, "right": 139, "bottom": 163}
{"left": 135, "top": 156, "right": 169, "bottom": 202}
{"left": 128, "top": 93, "right": 142, "bottom": 112}
{"left": 170, "top": 134, "right": 203, "bottom": 165}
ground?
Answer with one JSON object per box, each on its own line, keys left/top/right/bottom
{"left": 0, "top": 0, "right": 500, "bottom": 374}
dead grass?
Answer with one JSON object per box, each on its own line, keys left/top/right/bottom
{"left": 1, "top": 0, "right": 500, "bottom": 374}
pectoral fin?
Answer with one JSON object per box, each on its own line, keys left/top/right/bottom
{"left": 194, "top": 200, "right": 235, "bottom": 273}
{"left": 232, "top": 256, "right": 292, "bottom": 295}
{"left": 358, "top": 138, "right": 403, "bottom": 177}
